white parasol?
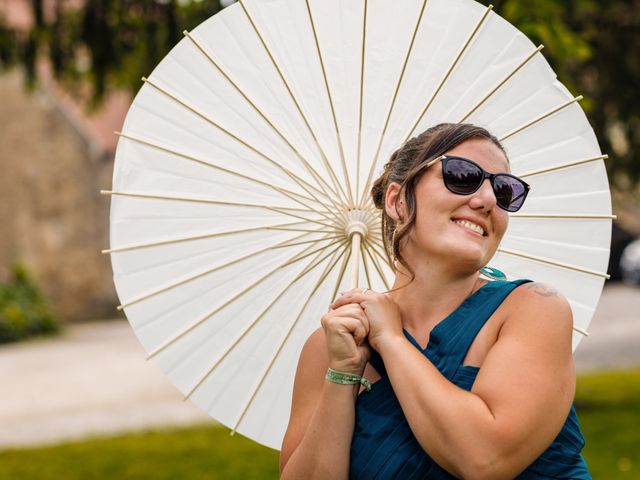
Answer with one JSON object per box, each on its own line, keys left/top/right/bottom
{"left": 103, "top": 0, "right": 613, "bottom": 450}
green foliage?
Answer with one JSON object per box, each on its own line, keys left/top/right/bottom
{"left": 0, "top": 264, "right": 58, "bottom": 344}
{"left": 0, "top": 22, "right": 19, "bottom": 67}
{"left": 0, "top": 1, "right": 224, "bottom": 105}
{"left": 42, "top": 0, "right": 222, "bottom": 106}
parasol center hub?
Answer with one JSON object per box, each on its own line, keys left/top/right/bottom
{"left": 343, "top": 210, "right": 370, "bottom": 239}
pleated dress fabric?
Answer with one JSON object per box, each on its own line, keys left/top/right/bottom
{"left": 349, "top": 280, "right": 591, "bottom": 479}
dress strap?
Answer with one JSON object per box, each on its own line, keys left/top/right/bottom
{"left": 433, "top": 279, "right": 532, "bottom": 381}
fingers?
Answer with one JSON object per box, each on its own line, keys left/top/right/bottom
{"left": 321, "top": 316, "right": 367, "bottom": 345}
{"left": 330, "top": 287, "right": 375, "bottom": 309}
{"left": 321, "top": 306, "right": 370, "bottom": 344}
{"left": 322, "top": 304, "right": 369, "bottom": 330}
{"left": 342, "top": 318, "right": 368, "bottom": 345}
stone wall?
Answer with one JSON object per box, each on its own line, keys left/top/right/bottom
{"left": 0, "top": 70, "right": 119, "bottom": 322}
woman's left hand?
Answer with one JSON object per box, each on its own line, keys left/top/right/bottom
{"left": 330, "top": 288, "right": 404, "bottom": 352}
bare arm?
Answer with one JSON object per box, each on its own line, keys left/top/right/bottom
{"left": 335, "top": 283, "right": 576, "bottom": 479}
{"left": 280, "top": 303, "right": 371, "bottom": 479}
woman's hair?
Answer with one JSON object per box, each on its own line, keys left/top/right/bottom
{"left": 371, "top": 123, "right": 507, "bottom": 281}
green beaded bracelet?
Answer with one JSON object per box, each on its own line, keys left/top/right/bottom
{"left": 325, "top": 368, "right": 372, "bottom": 392}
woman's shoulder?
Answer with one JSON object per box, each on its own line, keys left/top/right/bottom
{"left": 297, "top": 327, "right": 329, "bottom": 374}
{"left": 500, "top": 280, "right": 574, "bottom": 343}
{"left": 506, "top": 280, "right": 571, "bottom": 310}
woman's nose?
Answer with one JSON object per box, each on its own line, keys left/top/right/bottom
{"left": 469, "top": 178, "right": 497, "bottom": 211}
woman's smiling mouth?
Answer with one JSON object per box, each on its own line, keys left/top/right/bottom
{"left": 452, "top": 219, "right": 486, "bottom": 237}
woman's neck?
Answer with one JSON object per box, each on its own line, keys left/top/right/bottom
{"left": 388, "top": 260, "right": 485, "bottom": 333}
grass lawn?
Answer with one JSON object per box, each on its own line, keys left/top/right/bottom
{"left": 576, "top": 369, "right": 640, "bottom": 478}
{"left": 0, "top": 369, "right": 638, "bottom": 479}
{"left": 0, "top": 426, "right": 280, "bottom": 480}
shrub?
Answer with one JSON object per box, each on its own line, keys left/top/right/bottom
{"left": 0, "top": 263, "right": 58, "bottom": 344}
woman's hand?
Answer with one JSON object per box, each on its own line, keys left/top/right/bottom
{"left": 321, "top": 302, "right": 371, "bottom": 374}
{"left": 330, "top": 289, "right": 404, "bottom": 352}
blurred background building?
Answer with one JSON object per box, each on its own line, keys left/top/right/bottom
{"left": 0, "top": 0, "right": 130, "bottom": 321}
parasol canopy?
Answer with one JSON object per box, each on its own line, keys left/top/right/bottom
{"left": 104, "top": 0, "right": 613, "bottom": 449}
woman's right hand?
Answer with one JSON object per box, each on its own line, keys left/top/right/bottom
{"left": 320, "top": 302, "right": 371, "bottom": 374}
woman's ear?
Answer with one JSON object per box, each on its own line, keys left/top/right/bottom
{"left": 385, "top": 182, "right": 406, "bottom": 223}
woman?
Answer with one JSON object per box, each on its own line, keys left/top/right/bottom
{"left": 279, "top": 123, "right": 590, "bottom": 479}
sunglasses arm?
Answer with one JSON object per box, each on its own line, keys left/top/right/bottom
{"left": 425, "top": 156, "right": 445, "bottom": 168}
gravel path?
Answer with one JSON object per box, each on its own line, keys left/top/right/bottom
{"left": 1, "top": 284, "right": 638, "bottom": 449}
{"left": 1, "top": 321, "right": 210, "bottom": 449}
{"left": 574, "top": 283, "right": 640, "bottom": 372}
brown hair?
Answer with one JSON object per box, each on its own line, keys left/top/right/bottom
{"left": 371, "top": 123, "right": 507, "bottom": 281}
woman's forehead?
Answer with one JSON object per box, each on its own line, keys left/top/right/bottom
{"left": 444, "top": 139, "right": 510, "bottom": 172}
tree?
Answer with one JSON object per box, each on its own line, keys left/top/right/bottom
{"left": 2, "top": 0, "right": 223, "bottom": 103}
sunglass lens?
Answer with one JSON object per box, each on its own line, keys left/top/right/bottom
{"left": 493, "top": 175, "right": 527, "bottom": 212}
{"left": 443, "top": 158, "right": 483, "bottom": 194}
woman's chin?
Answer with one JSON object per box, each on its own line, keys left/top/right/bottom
{"left": 407, "top": 237, "right": 495, "bottom": 272}
{"left": 441, "top": 242, "right": 491, "bottom": 271}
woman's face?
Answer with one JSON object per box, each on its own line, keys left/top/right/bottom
{"left": 392, "top": 138, "right": 510, "bottom": 272}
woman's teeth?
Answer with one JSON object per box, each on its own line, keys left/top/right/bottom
{"left": 453, "top": 220, "right": 485, "bottom": 236}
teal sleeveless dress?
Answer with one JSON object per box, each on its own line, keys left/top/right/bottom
{"left": 350, "top": 280, "right": 590, "bottom": 479}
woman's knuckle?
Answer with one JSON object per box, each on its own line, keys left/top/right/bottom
{"left": 321, "top": 313, "right": 335, "bottom": 328}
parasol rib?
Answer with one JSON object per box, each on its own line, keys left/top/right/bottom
{"left": 184, "top": 31, "right": 348, "bottom": 214}
{"left": 148, "top": 238, "right": 333, "bottom": 360}
{"left": 499, "top": 96, "right": 583, "bottom": 142}
{"left": 368, "top": 235, "right": 390, "bottom": 263}
{"left": 118, "top": 231, "right": 312, "bottom": 311}
{"left": 497, "top": 247, "right": 610, "bottom": 279}
{"left": 369, "top": 238, "right": 394, "bottom": 269}
{"left": 304, "top": 0, "right": 354, "bottom": 207}
{"left": 518, "top": 155, "right": 608, "bottom": 178}
{"left": 331, "top": 240, "right": 355, "bottom": 302}
{"left": 365, "top": 215, "right": 381, "bottom": 233}
{"left": 296, "top": 241, "right": 350, "bottom": 278}
{"left": 363, "top": 238, "right": 391, "bottom": 291}
{"left": 142, "top": 77, "right": 338, "bottom": 216}
{"left": 238, "top": 0, "right": 352, "bottom": 208}
{"left": 355, "top": 0, "right": 369, "bottom": 210}
{"left": 357, "top": 0, "right": 430, "bottom": 209}
{"left": 101, "top": 190, "right": 335, "bottom": 229}
{"left": 458, "top": 45, "right": 544, "bottom": 123}
{"left": 509, "top": 213, "right": 616, "bottom": 220}
{"left": 116, "top": 131, "right": 324, "bottom": 208}
{"left": 184, "top": 241, "right": 348, "bottom": 399}
{"left": 402, "top": 4, "right": 494, "bottom": 144}
{"left": 266, "top": 225, "right": 338, "bottom": 234}
{"left": 280, "top": 237, "right": 347, "bottom": 269}
{"left": 103, "top": 220, "right": 311, "bottom": 254}
{"left": 270, "top": 235, "right": 343, "bottom": 249}
{"left": 573, "top": 326, "right": 589, "bottom": 337}
{"left": 231, "top": 247, "right": 346, "bottom": 433}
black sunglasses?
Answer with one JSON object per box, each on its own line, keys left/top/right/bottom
{"left": 424, "top": 155, "right": 530, "bottom": 212}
